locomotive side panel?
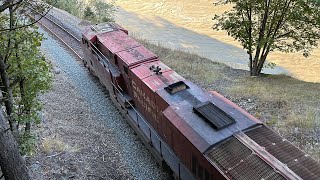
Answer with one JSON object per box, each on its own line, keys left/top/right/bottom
{"left": 99, "top": 63, "right": 111, "bottom": 90}
{"left": 81, "top": 37, "right": 95, "bottom": 70}
{"left": 162, "top": 107, "right": 226, "bottom": 180}
{"left": 154, "top": 93, "right": 169, "bottom": 133}
{"left": 130, "top": 72, "right": 162, "bottom": 131}
{"left": 117, "top": 60, "right": 131, "bottom": 95}
{"left": 96, "top": 40, "right": 114, "bottom": 62}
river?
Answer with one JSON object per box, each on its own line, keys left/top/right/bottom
{"left": 114, "top": 0, "right": 320, "bottom": 83}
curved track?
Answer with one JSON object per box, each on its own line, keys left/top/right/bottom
{"left": 35, "top": 12, "right": 84, "bottom": 60}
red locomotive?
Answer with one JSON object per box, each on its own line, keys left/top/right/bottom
{"left": 81, "top": 23, "right": 320, "bottom": 180}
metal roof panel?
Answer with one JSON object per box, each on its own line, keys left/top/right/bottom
{"left": 246, "top": 126, "right": 320, "bottom": 179}
{"left": 116, "top": 45, "right": 158, "bottom": 67}
{"left": 130, "top": 61, "right": 184, "bottom": 91}
{"left": 97, "top": 30, "right": 140, "bottom": 53}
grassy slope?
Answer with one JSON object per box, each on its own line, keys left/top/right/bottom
{"left": 139, "top": 39, "right": 320, "bottom": 161}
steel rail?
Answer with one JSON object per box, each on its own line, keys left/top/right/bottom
{"left": 29, "top": 8, "right": 83, "bottom": 60}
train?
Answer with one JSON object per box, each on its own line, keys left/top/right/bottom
{"left": 80, "top": 22, "right": 320, "bottom": 180}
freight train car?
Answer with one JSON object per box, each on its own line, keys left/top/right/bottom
{"left": 81, "top": 23, "right": 320, "bottom": 180}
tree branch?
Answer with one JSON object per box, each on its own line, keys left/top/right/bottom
{"left": 257, "top": 0, "right": 293, "bottom": 74}
{"left": 252, "top": 0, "right": 272, "bottom": 74}
{"left": 275, "top": 31, "right": 293, "bottom": 39}
{"left": 0, "top": 5, "right": 52, "bottom": 32}
{"left": 0, "top": 0, "right": 23, "bottom": 13}
{"left": 244, "top": 1, "right": 253, "bottom": 73}
{"left": 0, "top": 127, "right": 11, "bottom": 135}
{"left": 10, "top": 77, "right": 21, "bottom": 88}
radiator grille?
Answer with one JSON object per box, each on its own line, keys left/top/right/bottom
{"left": 207, "top": 138, "right": 285, "bottom": 180}
{"left": 193, "top": 102, "right": 235, "bottom": 130}
{"left": 246, "top": 126, "right": 320, "bottom": 180}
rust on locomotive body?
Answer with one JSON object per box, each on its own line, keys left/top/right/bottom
{"left": 81, "top": 23, "right": 320, "bottom": 180}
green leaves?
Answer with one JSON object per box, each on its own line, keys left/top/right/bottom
{"left": 93, "top": 0, "right": 115, "bottom": 23}
{"left": 46, "top": 0, "right": 115, "bottom": 23}
{"left": 84, "top": 6, "right": 96, "bottom": 21}
{"left": 83, "top": 0, "right": 115, "bottom": 23}
{"left": 213, "top": 0, "right": 320, "bottom": 75}
{"left": 0, "top": 7, "right": 53, "bottom": 155}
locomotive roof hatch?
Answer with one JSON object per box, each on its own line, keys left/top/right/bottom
{"left": 193, "top": 101, "right": 236, "bottom": 130}
{"left": 165, "top": 81, "right": 189, "bottom": 94}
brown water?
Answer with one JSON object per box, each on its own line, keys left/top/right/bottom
{"left": 114, "top": 0, "right": 320, "bottom": 82}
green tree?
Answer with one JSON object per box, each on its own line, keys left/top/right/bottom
{"left": 0, "top": 1, "right": 52, "bottom": 179}
{"left": 213, "top": 0, "right": 320, "bottom": 76}
{"left": 7, "top": 27, "right": 53, "bottom": 154}
{"left": 93, "top": 0, "right": 115, "bottom": 22}
{"left": 45, "top": 0, "right": 83, "bottom": 17}
{"left": 83, "top": 6, "right": 96, "bottom": 21}
{"left": 0, "top": 0, "right": 52, "bottom": 151}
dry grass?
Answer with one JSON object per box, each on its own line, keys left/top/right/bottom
{"left": 227, "top": 75, "right": 320, "bottom": 105}
{"left": 275, "top": 109, "right": 320, "bottom": 160}
{"left": 137, "top": 38, "right": 320, "bottom": 161}
{"left": 139, "top": 39, "right": 225, "bottom": 85}
{"left": 42, "top": 137, "right": 77, "bottom": 154}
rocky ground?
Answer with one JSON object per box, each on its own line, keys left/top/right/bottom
{"left": 26, "top": 67, "right": 133, "bottom": 179}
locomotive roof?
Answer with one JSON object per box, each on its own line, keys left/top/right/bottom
{"left": 91, "top": 23, "right": 119, "bottom": 33}
{"left": 160, "top": 81, "right": 260, "bottom": 153}
{"left": 207, "top": 125, "right": 320, "bottom": 179}
{"left": 116, "top": 45, "right": 158, "bottom": 67}
{"left": 97, "top": 30, "right": 140, "bottom": 54}
{"left": 130, "top": 60, "right": 261, "bottom": 153}
{"left": 130, "top": 60, "right": 185, "bottom": 90}
{"left": 82, "top": 22, "right": 123, "bottom": 42}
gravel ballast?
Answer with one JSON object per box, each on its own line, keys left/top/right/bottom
{"left": 27, "top": 64, "right": 133, "bottom": 179}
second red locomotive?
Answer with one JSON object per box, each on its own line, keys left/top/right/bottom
{"left": 81, "top": 23, "right": 320, "bottom": 180}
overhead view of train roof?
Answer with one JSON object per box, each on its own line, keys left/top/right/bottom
{"left": 126, "top": 57, "right": 259, "bottom": 152}
{"left": 82, "top": 23, "right": 320, "bottom": 180}
{"left": 128, "top": 56, "right": 320, "bottom": 178}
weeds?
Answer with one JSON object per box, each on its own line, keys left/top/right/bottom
{"left": 275, "top": 109, "right": 320, "bottom": 159}
{"left": 137, "top": 38, "right": 223, "bottom": 85}
{"left": 42, "top": 137, "right": 68, "bottom": 154}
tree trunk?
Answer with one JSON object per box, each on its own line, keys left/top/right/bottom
{"left": 0, "top": 109, "right": 30, "bottom": 180}
{"left": 20, "top": 79, "right": 31, "bottom": 133}
{"left": 0, "top": 54, "right": 16, "bottom": 133}
{"left": 0, "top": 5, "right": 17, "bottom": 133}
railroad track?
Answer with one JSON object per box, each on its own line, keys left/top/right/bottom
{"left": 33, "top": 11, "right": 110, "bottom": 96}
{"left": 34, "top": 12, "right": 84, "bottom": 60}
